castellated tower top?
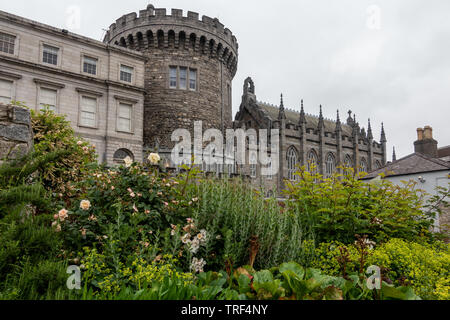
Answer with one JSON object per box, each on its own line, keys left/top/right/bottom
{"left": 103, "top": 4, "right": 238, "bottom": 76}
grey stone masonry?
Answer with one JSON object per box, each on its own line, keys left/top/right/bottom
{"left": 0, "top": 103, "right": 33, "bottom": 161}
{"left": 104, "top": 4, "right": 238, "bottom": 163}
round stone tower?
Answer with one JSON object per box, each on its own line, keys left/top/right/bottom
{"left": 104, "top": 4, "right": 238, "bottom": 161}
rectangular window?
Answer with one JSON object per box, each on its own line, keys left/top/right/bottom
{"left": 120, "top": 65, "right": 133, "bottom": 83}
{"left": 42, "top": 45, "right": 59, "bottom": 65}
{"left": 0, "top": 79, "right": 12, "bottom": 104}
{"left": 179, "top": 67, "right": 187, "bottom": 90}
{"left": 189, "top": 69, "right": 197, "bottom": 90}
{"left": 0, "top": 32, "right": 15, "bottom": 54}
{"left": 39, "top": 88, "right": 57, "bottom": 112}
{"left": 117, "top": 103, "right": 132, "bottom": 132}
{"left": 80, "top": 96, "right": 97, "bottom": 127}
{"left": 83, "top": 56, "right": 97, "bottom": 75}
{"left": 169, "top": 67, "right": 177, "bottom": 88}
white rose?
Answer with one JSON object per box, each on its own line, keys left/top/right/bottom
{"left": 123, "top": 156, "right": 133, "bottom": 168}
{"left": 148, "top": 153, "right": 161, "bottom": 165}
{"left": 80, "top": 200, "right": 91, "bottom": 211}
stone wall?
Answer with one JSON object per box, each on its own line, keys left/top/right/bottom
{"left": 0, "top": 103, "right": 33, "bottom": 162}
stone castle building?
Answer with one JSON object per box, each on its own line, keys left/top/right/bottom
{"left": 103, "top": 4, "right": 238, "bottom": 159}
{"left": 235, "top": 77, "right": 387, "bottom": 192}
{"left": 0, "top": 4, "right": 387, "bottom": 193}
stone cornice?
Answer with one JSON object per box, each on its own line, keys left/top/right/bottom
{"left": 0, "top": 55, "right": 146, "bottom": 93}
{"left": 113, "top": 95, "right": 139, "bottom": 104}
{"left": 0, "top": 70, "right": 22, "bottom": 80}
{"left": 77, "top": 131, "right": 142, "bottom": 145}
{"left": 76, "top": 87, "right": 103, "bottom": 97}
{"left": 33, "top": 78, "right": 66, "bottom": 89}
{"left": 0, "top": 10, "right": 146, "bottom": 61}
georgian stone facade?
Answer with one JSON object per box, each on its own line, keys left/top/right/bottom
{"left": 0, "top": 10, "right": 146, "bottom": 165}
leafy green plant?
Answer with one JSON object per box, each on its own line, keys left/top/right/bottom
{"left": 173, "top": 177, "right": 312, "bottom": 271}
{"left": 284, "top": 164, "right": 437, "bottom": 244}
{"left": 30, "top": 107, "right": 97, "bottom": 193}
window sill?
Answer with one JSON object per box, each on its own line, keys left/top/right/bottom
{"left": 116, "top": 130, "right": 134, "bottom": 135}
{"left": 78, "top": 124, "right": 98, "bottom": 130}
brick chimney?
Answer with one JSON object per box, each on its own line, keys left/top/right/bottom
{"left": 414, "top": 126, "right": 438, "bottom": 158}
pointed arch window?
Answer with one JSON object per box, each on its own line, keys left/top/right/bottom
{"left": 359, "top": 158, "right": 368, "bottom": 173}
{"left": 287, "top": 147, "right": 299, "bottom": 181}
{"left": 375, "top": 160, "right": 382, "bottom": 169}
{"left": 344, "top": 155, "right": 353, "bottom": 168}
{"left": 325, "top": 153, "right": 336, "bottom": 178}
{"left": 307, "top": 150, "right": 318, "bottom": 174}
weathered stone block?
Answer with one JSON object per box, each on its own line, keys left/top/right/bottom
{"left": 12, "top": 106, "right": 31, "bottom": 125}
{"left": 0, "top": 123, "right": 31, "bottom": 143}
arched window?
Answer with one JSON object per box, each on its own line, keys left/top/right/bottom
{"left": 325, "top": 153, "right": 336, "bottom": 178}
{"left": 250, "top": 153, "right": 257, "bottom": 178}
{"left": 359, "top": 158, "right": 368, "bottom": 173}
{"left": 168, "top": 30, "right": 175, "bottom": 48}
{"left": 113, "top": 148, "right": 134, "bottom": 164}
{"left": 375, "top": 160, "right": 382, "bottom": 169}
{"left": 307, "top": 149, "right": 318, "bottom": 174}
{"left": 157, "top": 30, "right": 164, "bottom": 47}
{"left": 287, "top": 147, "right": 298, "bottom": 181}
{"left": 344, "top": 155, "right": 353, "bottom": 168}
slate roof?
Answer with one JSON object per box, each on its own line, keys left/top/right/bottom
{"left": 363, "top": 152, "right": 450, "bottom": 179}
{"left": 256, "top": 102, "right": 354, "bottom": 137}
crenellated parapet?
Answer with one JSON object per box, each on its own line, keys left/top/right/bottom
{"left": 103, "top": 4, "right": 238, "bottom": 76}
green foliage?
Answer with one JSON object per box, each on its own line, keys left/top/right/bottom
{"left": 369, "top": 239, "right": 450, "bottom": 300}
{"left": 308, "top": 238, "right": 450, "bottom": 300}
{"left": 0, "top": 151, "right": 69, "bottom": 216}
{"left": 0, "top": 209, "right": 63, "bottom": 282}
{"left": 175, "top": 177, "right": 312, "bottom": 271}
{"left": 283, "top": 164, "right": 437, "bottom": 244}
{"left": 30, "top": 107, "right": 97, "bottom": 193}
{"left": 59, "top": 163, "right": 183, "bottom": 256}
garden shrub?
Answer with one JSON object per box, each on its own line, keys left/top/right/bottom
{"left": 307, "top": 238, "right": 450, "bottom": 300}
{"left": 369, "top": 239, "right": 450, "bottom": 300}
{"left": 57, "top": 162, "right": 183, "bottom": 256}
{"left": 284, "top": 165, "right": 438, "bottom": 244}
{"left": 0, "top": 208, "right": 63, "bottom": 283}
{"left": 173, "top": 177, "right": 313, "bottom": 271}
{"left": 30, "top": 107, "right": 97, "bottom": 193}
{"left": 79, "top": 247, "right": 193, "bottom": 299}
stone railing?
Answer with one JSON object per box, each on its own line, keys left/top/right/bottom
{"left": 0, "top": 103, "right": 33, "bottom": 162}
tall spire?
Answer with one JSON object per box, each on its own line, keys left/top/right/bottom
{"left": 278, "top": 93, "right": 286, "bottom": 120}
{"left": 299, "top": 99, "right": 306, "bottom": 125}
{"left": 318, "top": 105, "right": 324, "bottom": 130}
{"left": 392, "top": 146, "right": 397, "bottom": 162}
{"left": 381, "top": 122, "right": 387, "bottom": 143}
{"left": 367, "top": 118, "right": 373, "bottom": 140}
{"left": 335, "top": 109, "right": 341, "bottom": 132}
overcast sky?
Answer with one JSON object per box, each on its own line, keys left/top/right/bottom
{"left": 2, "top": 0, "right": 449, "bottom": 159}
